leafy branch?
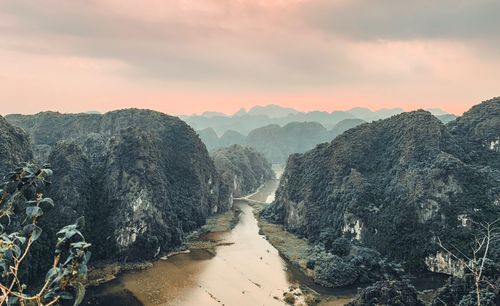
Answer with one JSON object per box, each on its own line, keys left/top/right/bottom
{"left": 0, "top": 163, "right": 91, "bottom": 306}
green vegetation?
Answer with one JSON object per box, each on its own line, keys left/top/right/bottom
{"left": 309, "top": 244, "right": 403, "bottom": 288}
{"left": 431, "top": 219, "right": 500, "bottom": 305}
{"left": 212, "top": 144, "right": 274, "bottom": 197}
{"left": 3, "top": 110, "right": 232, "bottom": 276}
{"left": 0, "top": 117, "right": 32, "bottom": 176}
{"left": 263, "top": 98, "right": 500, "bottom": 293}
{"left": 346, "top": 280, "right": 425, "bottom": 306}
{"left": 0, "top": 163, "right": 90, "bottom": 306}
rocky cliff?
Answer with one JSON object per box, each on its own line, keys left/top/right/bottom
{"left": 0, "top": 116, "right": 33, "bottom": 175}
{"left": 263, "top": 98, "right": 500, "bottom": 271}
{"left": 211, "top": 145, "right": 274, "bottom": 198}
{"left": 4, "top": 109, "right": 232, "bottom": 278}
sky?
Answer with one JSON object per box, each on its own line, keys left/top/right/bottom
{"left": 0, "top": 0, "right": 499, "bottom": 116}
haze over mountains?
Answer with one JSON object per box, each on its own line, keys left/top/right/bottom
{"left": 192, "top": 104, "right": 457, "bottom": 163}
{"left": 183, "top": 104, "right": 457, "bottom": 136}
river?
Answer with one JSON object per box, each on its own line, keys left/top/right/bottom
{"left": 85, "top": 168, "right": 447, "bottom": 306}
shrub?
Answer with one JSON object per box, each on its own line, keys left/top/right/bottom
{"left": 346, "top": 280, "right": 425, "bottom": 306}
{"left": 330, "top": 237, "right": 351, "bottom": 257}
{"left": 312, "top": 252, "right": 359, "bottom": 287}
{"left": 0, "top": 163, "right": 90, "bottom": 305}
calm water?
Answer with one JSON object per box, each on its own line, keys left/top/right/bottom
{"left": 85, "top": 168, "right": 447, "bottom": 306}
{"left": 86, "top": 176, "right": 309, "bottom": 306}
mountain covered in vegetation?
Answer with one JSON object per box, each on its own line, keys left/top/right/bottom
{"left": 0, "top": 116, "right": 32, "bottom": 175}
{"left": 212, "top": 145, "right": 274, "bottom": 197}
{"left": 3, "top": 109, "right": 234, "bottom": 279}
{"left": 263, "top": 98, "right": 500, "bottom": 280}
{"left": 199, "top": 119, "right": 366, "bottom": 163}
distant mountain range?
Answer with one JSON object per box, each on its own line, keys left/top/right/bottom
{"left": 198, "top": 118, "right": 366, "bottom": 163}
{"left": 183, "top": 104, "right": 457, "bottom": 135}
{"left": 195, "top": 105, "right": 457, "bottom": 164}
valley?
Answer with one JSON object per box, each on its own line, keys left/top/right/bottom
{"left": 85, "top": 167, "right": 448, "bottom": 306}
{"left": 0, "top": 98, "right": 498, "bottom": 305}
{"left": 1, "top": 3, "right": 499, "bottom": 304}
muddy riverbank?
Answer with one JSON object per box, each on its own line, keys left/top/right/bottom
{"left": 85, "top": 166, "right": 446, "bottom": 305}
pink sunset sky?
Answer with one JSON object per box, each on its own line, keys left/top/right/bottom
{"left": 0, "top": 0, "right": 499, "bottom": 116}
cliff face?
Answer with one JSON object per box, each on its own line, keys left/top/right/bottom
{"left": 212, "top": 145, "right": 274, "bottom": 198}
{"left": 0, "top": 116, "right": 33, "bottom": 174}
{"left": 264, "top": 99, "right": 500, "bottom": 271}
{"left": 5, "top": 110, "right": 232, "bottom": 265}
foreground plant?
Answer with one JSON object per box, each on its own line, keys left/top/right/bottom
{"left": 0, "top": 163, "right": 91, "bottom": 306}
{"left": 437, "top": 219, "right": 500, "bottom": 306}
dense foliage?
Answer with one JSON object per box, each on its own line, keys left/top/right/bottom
{"left": 0, "top": 117, "right": 32, "bottom": 176}
{"left": 0, "top": 163, "right": 90, "bottom": 305}
{"left": 306, "top": 241, "right": 404, "bottom": 288}
{"left": 431, "top": 273, "right": 500, "bottom": 306}
{"left": 3, "top": 110, "right": 232, "bottom": 278}
{"left": 263, "top": 98, "right": 500, "bottom": 275}
{"left": 346, "top": 280, "right": 425, "bottom": 306}
{"left": 211, "top": 145, "right": 274, "bottom": 197}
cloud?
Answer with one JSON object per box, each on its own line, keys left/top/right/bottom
{"left": 2, "top": 0, "right": 499, "bottom": 86}
{"left": 0, "top": 0, "right": 499, "bottom": 115}
{"left": 299, "top": 0, "right": 500, "bottom": 46}
{"left": 0, "top": 0, "right": 363, "bottom": 89}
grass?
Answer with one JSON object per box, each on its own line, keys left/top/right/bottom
{"left": 250, "top": 202, "right": 313, "bottom": 273}
{"left": 200, "top": 205, "right": 242, "bottom": 233}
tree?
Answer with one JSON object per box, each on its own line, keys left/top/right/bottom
{"left": 437, "top": 219, "right": 499, "bottom": 306}
{"left": 0, "top": 163, "right": 91, "bottom": 306}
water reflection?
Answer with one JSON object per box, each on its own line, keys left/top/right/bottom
{"left": 85, "top": 167, "right": 447, "bottom": 306}
{"left": 88, "top": 199, "right": 298, "bottom": 306}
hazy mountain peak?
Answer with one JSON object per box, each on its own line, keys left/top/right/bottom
{"left": 247, "top": 104, "right": 299, "bottom": 118}
{"left": 425, "top": 108, "right": 450, "bottom": 116}
{"left": 233, "top": 107, "right": 247, "bottom": 117}
{"left": 347, "top": 107, "right": 405, "bottom": 121}
{"left": 200, "top": 111, "right": 227, "bottom": 118}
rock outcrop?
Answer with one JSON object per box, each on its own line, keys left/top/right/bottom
{"left": 263, "top": 98, "right": 500, "bottom": 272}
{"left": 5, "top": 109, "right": 232, "bottom": 277}
{"left": 211, "top": 145, "right": 274, "bottom": 198}
{"left": 0, "top": 116, "right": 33, "bottom": 175}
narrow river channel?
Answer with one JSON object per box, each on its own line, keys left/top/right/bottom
{"left": 85, "top": 168, "right": 447, "bottom": 306}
